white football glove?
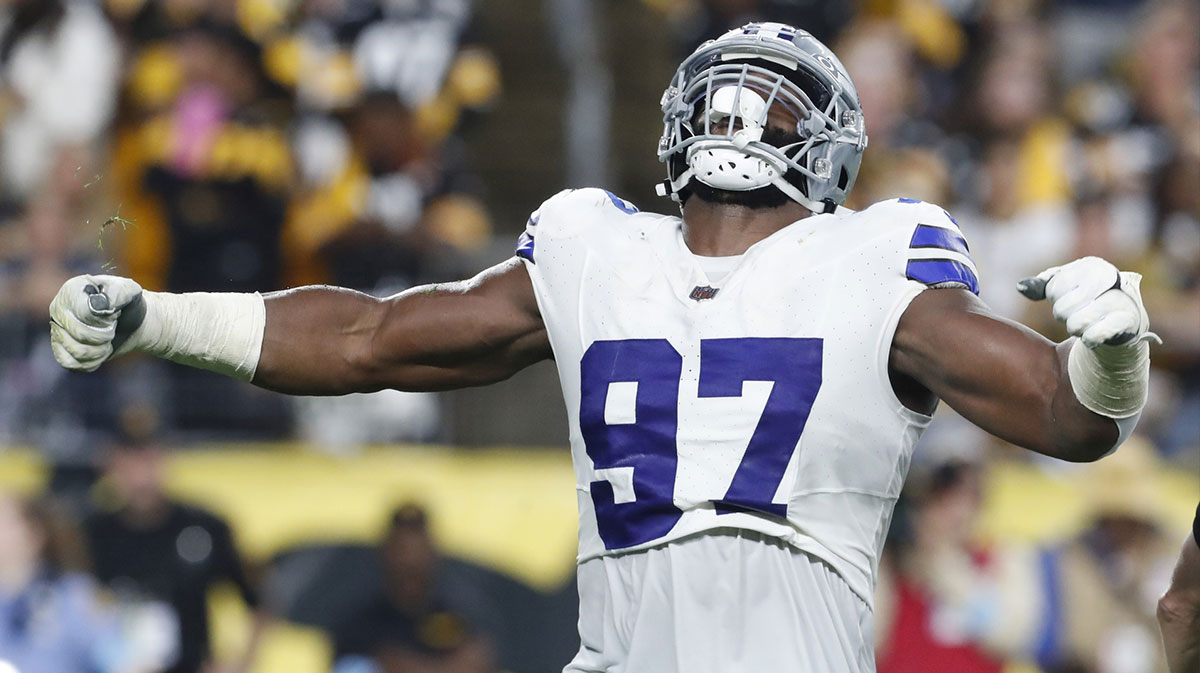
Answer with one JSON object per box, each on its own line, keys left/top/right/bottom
{"left": 49, "top": 275, "right": 265, "bottom": 380}
{"left": 49, "top": 275, "right": 147, "bottom": 372}
{"left": 1017, "top": 256, "right": 1160, "bottom": 349}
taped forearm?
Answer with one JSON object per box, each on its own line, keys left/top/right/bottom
{"left": 129, "top": 291, "right": 266, "bottom": 381}
{"left": 1066, "top": 338, "right": 1150, "bottom": 450}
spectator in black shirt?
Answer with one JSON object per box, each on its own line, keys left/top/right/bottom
{"left": 112, "top": 17, "right": 295, "bottom": 438}
{"left": 332, "top": 504, "right": 494, "bottom": 673}
{"left": 83, "top": 436, "right": 267, "bottom": 673}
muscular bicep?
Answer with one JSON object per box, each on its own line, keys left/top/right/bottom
{"left": 889, "top": 288, "right": 1117, "bottom": 461}
{"left": 255, "top": 258, "right": 550, "bottom": 394}
{"left": 368, "top": 258, "right": 552, "bottom": 389}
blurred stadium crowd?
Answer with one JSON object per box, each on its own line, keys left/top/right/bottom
{"left": 0, "top": 0, "right": 1196, "bottom": 672}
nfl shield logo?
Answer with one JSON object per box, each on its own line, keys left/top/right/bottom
{"left": 689, "top": 285, "right": 719, "bottom": 301}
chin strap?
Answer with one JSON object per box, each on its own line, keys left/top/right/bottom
{"left": 659, "top": 168, "right": 831, "bottom": 214}
{"left": 657, "top": 170, "right": 693, "bottom": 202}
{"left": 769, "top": 175, "right": 829, "bottom": 213}
{"left": 659, "top": 145, "right": 831, "bottom": 214}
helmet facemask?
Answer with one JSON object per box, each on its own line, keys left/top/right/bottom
{"left": 657, "top": 24, "right": 868, "bottom": 214}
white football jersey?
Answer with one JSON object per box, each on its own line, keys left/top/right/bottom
{"left": 518, "top": 188, "right": 978, "bottom": 604}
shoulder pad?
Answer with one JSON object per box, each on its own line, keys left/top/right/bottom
{"left": 516, "top": 189, "right": 640, "bottom": 264}
{"left": 869, "top": 198, "right": 979, "bottom": 295}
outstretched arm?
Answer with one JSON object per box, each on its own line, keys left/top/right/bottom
{"left": 891, "top": 289, "right": 1116, "bottom": 461}
{"left": 49, "top": 258, "right": 551, "bottom": 395}
{"left": 256, "top": 259, "right": 550, "bottom": 394}
{"left": 890, "top": 257, "right": 1154, "bottom": 462}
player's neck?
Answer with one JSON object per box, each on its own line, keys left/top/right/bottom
{"left": 680, "top": 199, "right": 813, "bottom": 256}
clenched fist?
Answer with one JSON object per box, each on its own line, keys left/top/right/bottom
{"left": 1018, "top": 256, "right": 1158, "bottom": 349}
{"left": 48, "top": 275, "right": 146, "bottom": 372}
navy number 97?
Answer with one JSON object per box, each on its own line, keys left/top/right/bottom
{"left": 580, "top": 337, "right": 823, "bottom": 550}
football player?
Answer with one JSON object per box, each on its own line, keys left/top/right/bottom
{"left": 49, "top": 23, "right": 1157, "bottom": 672}
{"left": 1158, "top": 503, "right": 1200, "bottom": 673}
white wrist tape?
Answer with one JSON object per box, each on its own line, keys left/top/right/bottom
{"left": 126, "top": 291, "right": 266, "bottom": 381}
{"left": 1067, "top": 338, "right": 1150, "bottom": 452}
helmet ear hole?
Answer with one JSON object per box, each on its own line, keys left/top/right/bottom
{"left": 837, "top": 168, "right": 849, "bottom": 191}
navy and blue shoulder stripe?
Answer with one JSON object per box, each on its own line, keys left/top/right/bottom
{"left": 515, "top": 231, "right": 536, "bottom": 262}
{"left": 515, "top": 208, "right": 538, "bottom": 262}
{"left": 601, "top": 190, "right": 639, "bottom": 214}
{"left": 895, "top": 199, "right": 979, "bottom": 295}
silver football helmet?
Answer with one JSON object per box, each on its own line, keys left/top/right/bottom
{"left": 656, "top": 22, "right": 867, "bottom": 213}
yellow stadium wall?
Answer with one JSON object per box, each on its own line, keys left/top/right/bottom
{"left": 0, "top": 445, "right": 1195, "bottom": 673}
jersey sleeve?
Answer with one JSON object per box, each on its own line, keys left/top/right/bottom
{"left": 894, "top": 198, "right": 980, "bottom": 295}
{"left": 514, "top": 188, "right": 639, "bottom": 264}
